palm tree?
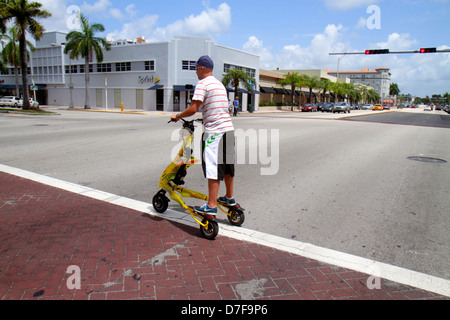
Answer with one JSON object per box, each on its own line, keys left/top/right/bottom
{"left": 342, "top": 83, "right": 361, "bottom": 105}
{"left": 64, "top": 12, "right": 111, "bottom": 109}
{"left": 0, "top": 60, "right": 7, "bottom": 74}
{"left": 389, "top": 83, "right": 400, "bottom": 97}
{"left": 318, "top": 78, "right": 332, "bottom": 103}
{"left": 1, "top": 0, "right": 51, "bottom": 110}
{"left": 356, "top": 84, "right": 369, "bottom": 104}
{"left": 330, "top": 81, "right": 344, "bottom": 103}
{"left": 0, "top": 0, "right": 7, "bottom": 33}
{"left": 303, "top": 75, "right": 321, "bottom": 104}
{"left": 367, "top": 89, "right": 380, "bottom": 104}
{"left": 1, "top": 27, "right": 35, "bottom": 98}
{"left": 221, "top": 68, "right": 255, "bottom": 108}
{"left": 278, "top": 72, "right": 306, "bottom": 111}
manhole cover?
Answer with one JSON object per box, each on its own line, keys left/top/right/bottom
{"left": 407, "top": 156, "right": 447, "bottom": 164}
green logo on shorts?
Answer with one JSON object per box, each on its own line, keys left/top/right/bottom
{"left": 205, "top": 133, "right": 221, "bottom": 148}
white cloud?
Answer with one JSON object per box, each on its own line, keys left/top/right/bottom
{"left": 242, "top": 25, "right": 448, "bottom": 96}
{"left": 355, "top": 17, "right": 367, "bottom": 29}
{"left": 275, "top": 24, "right": 351, "bottom": 70}
{"left": 375, "top": 32, "right": 419, "bottom": 50}
{"left": 106, "top": 14, "right": 159, "bottom": 41}
{"left": 243, "top": 36, "right": 273, "bottom": 69}
{"left": 125, "top": 4, "right": 138, "bottom": 18}
{"left": 109, "top": 8, "right": 124, "bottom": 21}
{"left": 81, "top": 0, "right": 112, "bottom": 15}
{"left": 324, "top": 0, "right": 381, "bottom": 10}
{"left": 35, "top": 0, "right": 72, "bottom": 32}
{"left": 183, "top": 3, "right": 231, "bottom": 35}
{"left": 107, "top": 3, "right": 231, "bottom": 42}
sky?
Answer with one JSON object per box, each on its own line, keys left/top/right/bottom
{"left": 33, "top": 0, "right": 450, "bottom": 97}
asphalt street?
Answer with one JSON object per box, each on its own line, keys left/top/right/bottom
{"left": 0, "top": 107, "right": 449, "bottom": 281}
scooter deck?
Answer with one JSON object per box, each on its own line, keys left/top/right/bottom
{"left": 217, "top": 202, "right": 245, "bottom": 211}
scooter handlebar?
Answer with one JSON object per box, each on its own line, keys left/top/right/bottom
{"left": 168, "top": 118, "right": 202, "bottom": 124}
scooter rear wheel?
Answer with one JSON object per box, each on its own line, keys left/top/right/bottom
{"left": 153, "top": 193, "right": 169, "bottom": 213}
{"left": 200, "top": 219, "right": 219, "bottom": 240}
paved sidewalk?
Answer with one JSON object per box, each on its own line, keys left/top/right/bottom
{"left": 0, "top": 171, "right": 447, "bottom": 301}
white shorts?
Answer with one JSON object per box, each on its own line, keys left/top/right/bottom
{"left": 202, "top": 131, "right": 235, "bottom": 181}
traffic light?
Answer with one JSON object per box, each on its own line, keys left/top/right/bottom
{"left": 365, "top": 49, "right": 390, "bottom": 55}
{"left": 420, "top": 48, "right": 437, "bottom": 53}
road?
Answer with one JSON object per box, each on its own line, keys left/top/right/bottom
{"left": 1, "top": 107, "right": 449, "bottom": 280}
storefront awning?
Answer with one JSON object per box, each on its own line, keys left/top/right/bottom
{"left": 173, "top": 85, "right": 196, "bottom": 92}
{"left": 274, "top": 88, "right": 288, "bottom": 95}
{"left": 0, "top": 84, "right": 46, "bottom": 89}
{"left": 148, "top": 85, "right": 163, "bottom": 90}
{"left": 260, "top": 86, "right": 277, "bottom": 94}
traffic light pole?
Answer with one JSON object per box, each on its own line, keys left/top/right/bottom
{"left": 330, "top": 49, "right": 450, "bottom": 55}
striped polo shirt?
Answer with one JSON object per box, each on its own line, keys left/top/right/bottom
{"left": 193, "top": 76, "right": 234, "bottom": 133}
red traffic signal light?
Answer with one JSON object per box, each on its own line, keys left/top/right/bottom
{"left": 420, "top": 48, "right": 437, "bottom": 53}
{"left": 365, "top": 49, "right": 390, "bottom": 55}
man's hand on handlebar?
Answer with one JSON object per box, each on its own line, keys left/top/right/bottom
{"left": 170, "top": 114, "right": 180, "bottom": 123}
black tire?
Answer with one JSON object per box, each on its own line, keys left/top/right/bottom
{"left": 227, "top": 209, "right": 245, "bottom": 226}
{"left": 152, "top": 192, "right": 169, "bottom": 213}
{"left": 200, "top": 219, "right": 219, "bottom": 240}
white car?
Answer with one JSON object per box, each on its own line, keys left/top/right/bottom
{"left": 0, "top": 96, "right": 20, "bottom": 107}
{"left": 19, "top": 98, "right": 40, "bottom": 108}
{"left": 424, "top": 105, "right": 432, "bottom": 111}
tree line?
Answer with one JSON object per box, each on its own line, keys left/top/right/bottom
{"left": 278, "top": 72, "right": 381, "bottom": 111}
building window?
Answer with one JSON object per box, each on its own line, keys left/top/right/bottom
{"left": 182, "top": 60, "right": 196, "bottom": 71}
{"left": 224, "top": 63, "right": 256, "bottom": 78}
{"left": 116, "top": 62, "right": 131, "bottom": 72}
{"left": 97, "top": 63, "right": 112, "bottom": 73}
{"left": 145, "top": 61, "right": 154, "bottom": 71}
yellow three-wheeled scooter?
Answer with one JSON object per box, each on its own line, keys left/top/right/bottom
{"left": 152, "top": 119, "right": 245, "bottom": 240}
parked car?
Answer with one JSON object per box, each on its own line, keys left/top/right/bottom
{"left": 302, "top": 104, "right": 318, "bottom": 112}
{"left": 333, "top": 102, "right": 350, "bottom": 113}
{"left": 18, "top": 98, "right": 39, "bottom": 108}
{"left": 372, "top": 104, "right": 383, "bottom": 111}
{"left": 321, "top": 103, "right": 335, "bottom": 113}
{"left": 0, "top": 96, "right": 20, "bottom": 107}
{"left": 383, "top": 105, "right": 391, "bottom": 110}
{"left": 424, "top": 105, "right": 432, "bottom": 111}
{"left": 316, "top": 102, "right": 326, "bottom": 111}
{"left": 361, "top": 104, "right": 372, "bottom": 110}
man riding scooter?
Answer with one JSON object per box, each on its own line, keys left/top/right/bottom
{"left": 170, "top": 55, "right": 237, "bottom": 216}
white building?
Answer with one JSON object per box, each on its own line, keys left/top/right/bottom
{"left": 325, "top": 67, "right": 391, "bottom": 101}
{"left": 1, "top": 32, "right": 260, "bottom": 112}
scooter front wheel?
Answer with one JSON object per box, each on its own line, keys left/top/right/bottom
{"left": 153, "top": 192, "right": 169, "bottom": 213}
{"left": 200, "top": 219, "right": 219, "bottom": 240}
{"left": 228, "top": 208, "right": 245, "bottom": 226}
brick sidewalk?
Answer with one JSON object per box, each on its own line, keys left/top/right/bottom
{"left": 0, "top": 172, "right": 447, "bottom": 300}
